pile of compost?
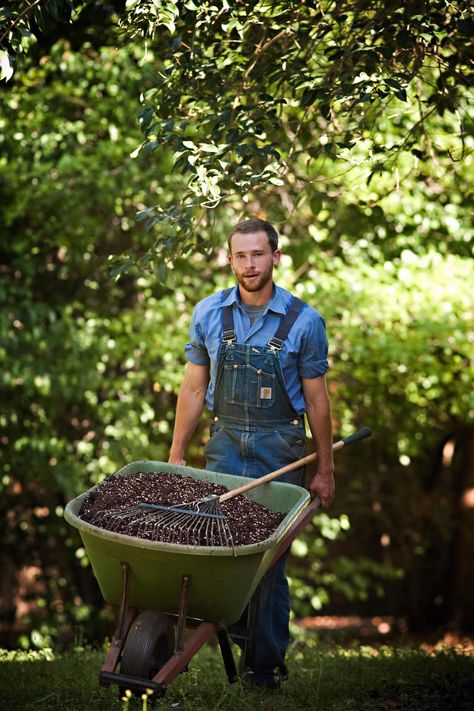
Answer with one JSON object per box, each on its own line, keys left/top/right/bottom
{"left": 78, "top": 471, "right": 286, "bottom": 547}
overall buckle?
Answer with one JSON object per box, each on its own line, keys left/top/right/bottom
{"left": 222, "top": 329, "right": 236, "bottom": 344}
{"left": 267, "top": 336, "right": 284, "bottom": 351}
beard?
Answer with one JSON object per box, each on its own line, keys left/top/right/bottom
{"left": 236, "top": 264, "right": 274, "bottom": 292}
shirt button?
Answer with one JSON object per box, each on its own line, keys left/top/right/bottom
{"left": 214, "top": 416, "right": 219, "bottom": 422}
{"left": 234, "top": 364, "right": 238, "bottom": 369}
{"left": 292, "top": 419, "right": 299, "bottom": 425}
{"left": 256, "top": 369, "right": 262, "bottom": 374}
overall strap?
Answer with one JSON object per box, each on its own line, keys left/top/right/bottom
{"left": 220, "top": 288, "right": 237, "bottom": 343}
{"left": 268, "top": 296, "right": 305, "bottom": 350}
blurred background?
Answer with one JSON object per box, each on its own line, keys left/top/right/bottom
{"left": 1, "top": 0, "right": 473, "bottom": 651}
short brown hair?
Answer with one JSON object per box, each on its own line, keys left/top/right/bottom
{"left": 228, "top": 218, "right": 279, "bottom": 252}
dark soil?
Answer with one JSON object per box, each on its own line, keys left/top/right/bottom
{"left": 78, "top": 471, "right": 286, "bottom": 547}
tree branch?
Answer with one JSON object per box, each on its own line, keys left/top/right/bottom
{"left": 0, "top": 0, "right": 44, "bottom": 46}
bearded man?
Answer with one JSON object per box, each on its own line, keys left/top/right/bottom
{"left": 169, "top": 217, "right": 334, "bottom": 689}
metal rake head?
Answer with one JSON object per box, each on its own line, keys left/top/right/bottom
{"left": 89, "top": 495, "right": 235, "bottom": 548}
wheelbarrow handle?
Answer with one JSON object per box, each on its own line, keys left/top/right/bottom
{"left": 269, "top": 496, "right": 322, "bottom": 569}
{"left": 256, "top": 427, "right": 373, "bottom": 569}
{"left": 219, "top": 427, "right": 373, "bottom": 502}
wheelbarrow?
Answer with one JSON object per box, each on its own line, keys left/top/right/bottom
{"left": 64, "top": 428, "right": 371, "bottom": 700}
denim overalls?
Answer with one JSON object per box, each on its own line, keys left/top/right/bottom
{"left": 204, "top": 289, "right": 307, "bottom": 685}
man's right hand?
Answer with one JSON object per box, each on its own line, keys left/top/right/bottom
{"left": 168, "top": 452, "right": 186, "bottom": 466}
{"left": 167, "top": 362, "right": 209, "bottom": 470}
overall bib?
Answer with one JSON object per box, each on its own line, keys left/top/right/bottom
{"left": 205, "top": 289, "right": 307, "bottom": 685}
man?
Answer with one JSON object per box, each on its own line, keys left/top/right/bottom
{"left": 169, "top": 217, "right": 334, "bottom": 689}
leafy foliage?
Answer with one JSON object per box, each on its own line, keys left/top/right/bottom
{"left": 287, "top": 251, "right": 473, "bottom": 619}
{"left": 112, "top": 0, "right": 474, "bottom": 270}
{"left": 1, "top": 1, "right": 472, "bottom": 272}
{"left": 0, "top": 0, "right": 80, "bottom": 80}
{"left": 0, "top": 40, "right": 196, "bottom": 644}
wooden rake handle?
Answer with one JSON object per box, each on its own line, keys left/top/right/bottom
{"left": 218, "top": 427, "right": 373, "bottom": 503}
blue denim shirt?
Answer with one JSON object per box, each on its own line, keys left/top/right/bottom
{"left": 185, "top": 284, "right": 329, "bottom": 414}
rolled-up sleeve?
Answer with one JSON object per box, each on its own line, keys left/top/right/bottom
{"left": 297, "top": 313, "right": 329, "bottom": 378}
{"left": 184, "top": 306, "right": 210, "bottom": 365}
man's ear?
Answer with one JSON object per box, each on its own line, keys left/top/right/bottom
{"left": 273, "top": 249, "right": 281, "bottom": 266}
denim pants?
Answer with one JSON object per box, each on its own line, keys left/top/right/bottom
{"left": 205, "top": 421, "right": 306, "bottom": 682}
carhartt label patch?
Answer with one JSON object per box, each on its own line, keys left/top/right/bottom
{"left": 260, "top": 387, "right": 272, "bottom": 399}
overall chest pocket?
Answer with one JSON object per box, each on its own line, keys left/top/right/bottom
{"left": 223, "top": 363, "right": 276, "bottom": 408}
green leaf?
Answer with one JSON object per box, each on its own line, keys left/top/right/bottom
{"left": 0, "top": 50, "right": 14, "bottom": 81}
{"left": 320, "top": 103, "right": 331, "bottom": 120}
{"left": 199, "top": 143, "right": 220, "bottom": 153}
{"left": 136, "top": 208, "right": 154, "bottom": 221}
{"left": 157, "top": 261, "right": 168, "bottom": 283}
{"left": 144, "top": 140, "right": 159, "bottom": 154}
{"left": 139, "top": 108, "right": 155, "bottom": 126}
{"left": 384, "top": 78, "right": 403, "bottom": 90}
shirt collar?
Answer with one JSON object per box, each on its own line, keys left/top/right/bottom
{"left": 221, "top": 284, "right": 286, "bottom": 315}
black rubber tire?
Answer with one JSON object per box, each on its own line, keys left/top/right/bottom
{"left": 120, "top": 610, "right": 175, "bottom": 680}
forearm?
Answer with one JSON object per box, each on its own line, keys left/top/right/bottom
{"left": 305, "top": 395, "right": 333, "bottom": 471}
{"left": 169, "top": 363, "right": 209, "bottom": 463}
{"left": 302, "top": 375, "right": 334, "bottom": 506}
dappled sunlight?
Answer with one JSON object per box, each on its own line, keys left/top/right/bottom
{"left": 293, "top": 616, "right": 474, "bottom": 657}
{"left": 420, "top": 634, "right": 474, "bottom": 656}
{"left": 0, "top": 648, "right": 56, "bottom": 662}
{"left": 295, "top": 614, "right": 396, "bottom": 638}
{"left": 461, "top": 488, "right": 474, "bottom": 509}
{"left": 442, "top": 440, "right": 455, "bottom": 467}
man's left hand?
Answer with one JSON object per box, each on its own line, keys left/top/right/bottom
{"left": 309, "top": 467, "right": 335, "bottom": 508}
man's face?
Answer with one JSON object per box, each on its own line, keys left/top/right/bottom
{"left": 228, "top": 231, "right": 281, "bottom": 293}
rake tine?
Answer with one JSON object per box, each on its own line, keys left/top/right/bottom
{"left": 89, "top": 498, "right": 235, "bottom": 550}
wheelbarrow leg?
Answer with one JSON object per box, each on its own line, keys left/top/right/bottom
{"left": 100, "top": 562, "right": 137, "bottom": 677}
{"left": 151, "top": 574, "right": 219, "bottom": 689}
{"left": 176, "top": 573, "right": 190, "bottom": 653}
{"left": 216, "top": 626, "right": 238, "bottom": 683}
{"left": 227, "top": 585, "right": 261, "bottom": 675}
{"left": 241, "top": 586, "right": 260, "bottom": 672}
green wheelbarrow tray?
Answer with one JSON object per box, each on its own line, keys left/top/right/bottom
{"left": 64, "top": 460, "right": 310, "bottom": 625}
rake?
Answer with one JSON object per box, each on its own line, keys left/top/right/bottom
{"left": 90, "top": 427, "right": 372, "bottom": 548}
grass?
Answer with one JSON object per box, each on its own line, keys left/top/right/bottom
{"left": 1, "top": 635, "right": 473, "bottom": 711}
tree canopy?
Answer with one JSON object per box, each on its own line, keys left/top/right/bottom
{"left": 1, "top": 1, "right": 473, "bottom": 274}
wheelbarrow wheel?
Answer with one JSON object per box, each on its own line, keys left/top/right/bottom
{"left": 120, "top": 610, "right": 175, "bottom": 681}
